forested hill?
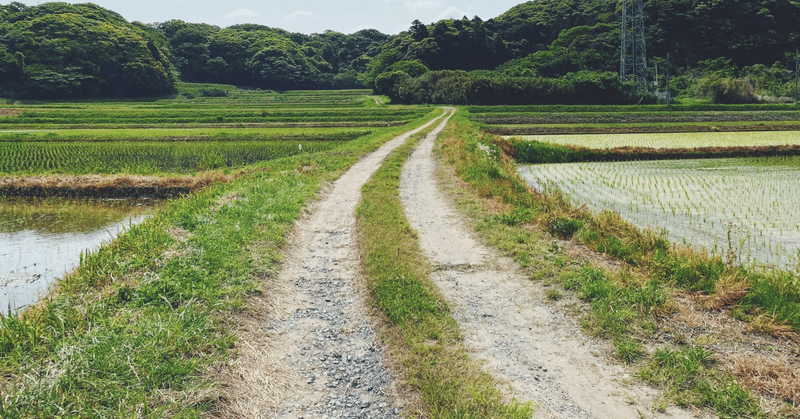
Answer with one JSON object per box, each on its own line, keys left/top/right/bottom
{"left": 0, "top": 2, "right": 174, "bottom": 98}
{"left": 3, "top": 0, "right": 800, "bottom": 102}
{"left": 155, "top": 20, "right": 388, "bottom": 90}
{"left": 362, "top": 0, "right": 800, "bottom": 104}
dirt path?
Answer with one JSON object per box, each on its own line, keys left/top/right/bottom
{"left": 214, "top": 111, "right": 448, "bottom": 418}
{"left": 399, "top": 111, "right": 700, "bottom": 419}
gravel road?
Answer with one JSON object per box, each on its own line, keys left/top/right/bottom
{"left": 215, "top": 110, "right": 449, "bottom": 418}
{"left": 399, "top": 109, "right": 698, "bottom": 419}
{"left": 217, "top": 106, "right": 701, "bottom": 418}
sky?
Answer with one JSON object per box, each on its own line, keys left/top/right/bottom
{"left": 17, "top": 0, "right": 527, "bottom": 34}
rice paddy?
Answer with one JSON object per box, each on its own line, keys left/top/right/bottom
{"left": 0, "top": 87, "right": 432, "bottom": 176}
{"left": 0, "top": 88, "right": 445, "bottom": 417}
{"left": 512, "top": 131, "right": 800, "bottom": 149}
{"left": 0, "top": 139, "right": 346, "bottom": 174}
{"left": 519, "top": 157, "right": 800, "bottom": 269}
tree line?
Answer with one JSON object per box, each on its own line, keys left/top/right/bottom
{"left": 3, "top": 0, "right": 800, "bottom": 102}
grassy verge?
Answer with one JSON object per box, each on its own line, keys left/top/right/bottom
{"left": 436, "top": 111, "right": 775, "bottom": 417}
{"left": 0, "top": 109, "right": 441, "bottom": 417}
{"left": 482, "top": 121, "right": 800, "bottom": 135}
{"left": 463, "top": 114, "right": 800, "bottom": 334}
{"left": 500, "top": 138, "right": 800, "bottom": 164}
{"left": 355, "top": 118, "right": 532, "bottom": 418}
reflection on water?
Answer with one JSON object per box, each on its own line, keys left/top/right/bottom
{"left": 0, "top": 197, "right": 158, "bottom": 312}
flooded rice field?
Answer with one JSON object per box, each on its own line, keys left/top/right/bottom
{"left": 0, "top": 197, "right": 157, "bottom": 312}
{"left": 519, "top": 158, "right": 800, "bottom": 270}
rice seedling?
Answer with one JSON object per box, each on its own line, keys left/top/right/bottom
{"left": 0, "top": 127, "right": 372, "bottom": 142}
{"left": 0, "top": 105, "right": 444, "bottom": 417}
{"left": 513, "top": 131, "right": 800, "bottom": 149}
{"left": 519, "top": 157, "right": 800, "bottom": 270}
{"left": 0, "top": 139, "right": 347, "bottom": 175}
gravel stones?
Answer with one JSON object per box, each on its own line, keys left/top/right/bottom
{"left": 250, "top": 113, "right": 450, "bottom": 418}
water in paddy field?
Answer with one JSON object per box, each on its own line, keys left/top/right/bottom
{"left": 0, "top": 197, "right": 158, "bottom": 313}
{"left": 519, "top": 159, "right": 800, "bottom": 271}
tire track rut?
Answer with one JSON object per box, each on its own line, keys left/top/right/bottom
{"left": 217, "top": 111, "right": 448, "bottom": 418}
{"left": 399, "top": 109, "right": 698, "bottom": 419}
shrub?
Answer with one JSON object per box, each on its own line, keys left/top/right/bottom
{"left": 198, "top": 87, "right": 228, "bottom": 97}
{"left": 690, "top": 76, "right": 758, "bottom": 104}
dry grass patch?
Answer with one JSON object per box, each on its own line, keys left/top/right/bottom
{"left": 727, "top": 353, "right": 800, "bottom": 406}
{"left": 746, "top": 315, "right": 800, "bottom": 343}
{"left": 209, "top": 294, "right": 303, "bottom": 419}
{"left": 0, "top": 108, "right": 21, "bottom": 117}
{"left": 696, "top": 273, "right": 750, "bottom": 311}
{"left": 661, "top": 294, "right": 800, "bottom": 413}
{"left": 0, "top": 173, "right": 233, "bottom": 197}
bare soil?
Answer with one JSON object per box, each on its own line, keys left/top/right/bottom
{"left": 399, "top": 110, "right": 702, "bottom": 418}
{"left": 0, "top": 173, "right": 230, "bottom": 198}
{"left": 211, "top": 113, "right": 448, "bottom": 418}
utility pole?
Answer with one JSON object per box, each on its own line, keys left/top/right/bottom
{"left": 654, "top": 61, "right": 658, "bottom": 92}
{"left": 666, "top": 52, "right": 671, "bottom": 105}
{"left": 620, "top": 0, "right": 628, "bottom": 81}
{"left": 795, "top": 48, "right": 798, "bottom": 103}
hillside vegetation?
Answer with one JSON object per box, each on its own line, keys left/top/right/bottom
{"left": 0, "top": 2, "right": 174, "bottom": 98}
{"left": 3, "top": 0, "right": 800, "bottom": 102}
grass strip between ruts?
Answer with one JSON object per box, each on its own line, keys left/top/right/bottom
{"left": 0, "top": 109, "right": 441, "bottom": 418}
{"left": 355, "top": 116, "right": 532, "bottom": 418}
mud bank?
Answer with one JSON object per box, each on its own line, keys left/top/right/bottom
{"left": 0, "top": 173, "right": 232, "bottom": 198}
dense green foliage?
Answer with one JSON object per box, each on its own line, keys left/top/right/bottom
{"left": 363, "top": 0, "right": 800, "bottom": 104}
{"left": 154, "top": 19, "right": 388, "bottom": 89}
{"left": 5, "top": 0, "right": 800, "bottom": 102}
{"left": 0, "top": 2, "right": 175, "bottom": 98}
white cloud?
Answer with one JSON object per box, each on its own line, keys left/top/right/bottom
{"left": 224, "top": 8, "right": 258, "bottom": 20}
{"left": 410, "top": 1, "right": 441, "bottom": 11}
{"left": 286, "top": 10, "right": 319, "bottom": 20}
{"left": 434, "top": 6, "right": 467, "bottom": 20}
{"left": 384, "top": 0, "right": 441, "bottom": 11}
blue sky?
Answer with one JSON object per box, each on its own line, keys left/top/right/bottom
{"left": 17, "top": 0, "right": 527, "bottom": 34}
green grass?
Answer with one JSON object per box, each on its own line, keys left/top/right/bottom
{"left": 356, "top": 114, "right": 532, "bottom": 418}
{"left": 466, "top": 104, "right": 800, "bottom": 113}
{"left": 437, "top": 110, "right": 769, "bottom": 417}
{"left": 0, "top": 107, "right": 443, "bottom": 417}
{"left": 640, "top": 346, "right": 764, "bottom": 418}
{"left": 0, "top": 107, "right": 429, "bottom": 126}
{"left": 1, "top": 86, "right": 432, "bottom": 129}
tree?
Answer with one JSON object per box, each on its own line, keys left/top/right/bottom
{"left": 410, "top": 19, "right": 429, "bottom": 42}
{"left": 0, "top": 3, "right": 174, "bottom": 98}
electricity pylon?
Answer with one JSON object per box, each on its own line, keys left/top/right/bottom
{"left": 620, "top": 0, "right": 647, "bottom": 91}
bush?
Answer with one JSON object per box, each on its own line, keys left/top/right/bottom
{"left": 379, "top": 70, "right": 636, "bottom": 105}
{"left": 689, "top": 76, "right": 758, "bottom": 104}
{"left": 198, "top": 87, "right": 228, "bottom": 97}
